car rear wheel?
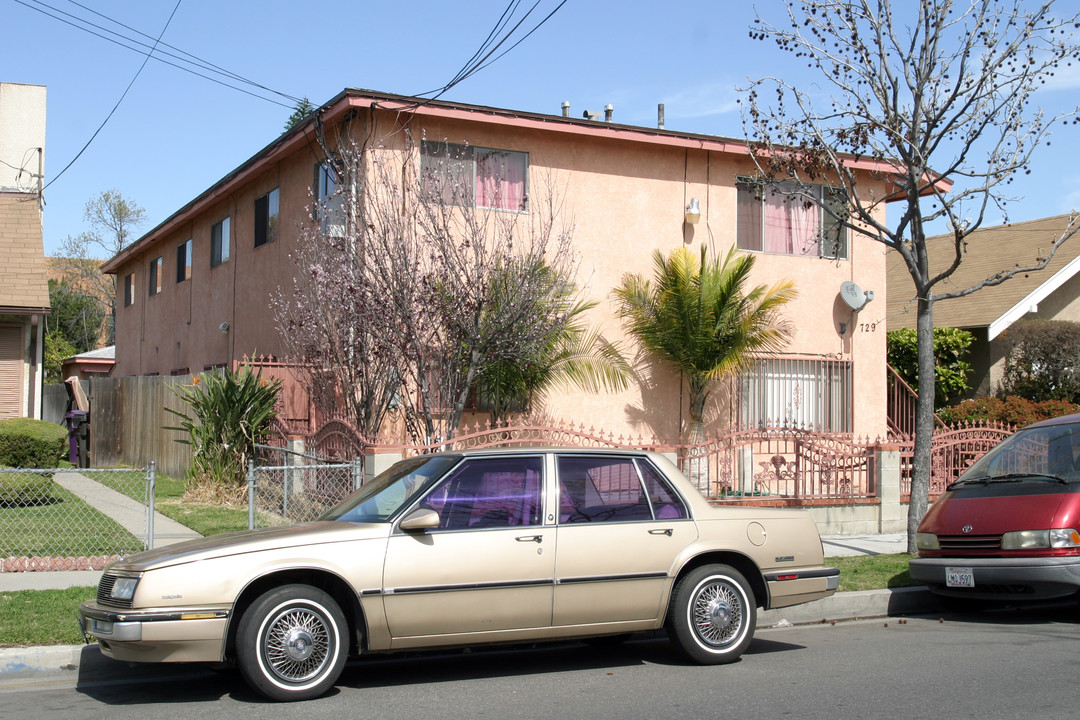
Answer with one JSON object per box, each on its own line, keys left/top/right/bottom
{"left": 667, "top": 564, "right": 756, "bottom": 664}
{"left": 237, "top": 584, "right": 348, "bottom": 702}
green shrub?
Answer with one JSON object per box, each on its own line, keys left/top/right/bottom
{"left": 999, "top": 319, "right": 1080, "bottom": 403}
{"left": 0, "top": 471, "right": 56, "bottom": 507}
{"left": 0, "top": 418, "right": 67, "bottom": 468}
{"left": 938, "top": 395, "right": 1080, "bottom": 427}
{"left": 886, "top": 327, "right": 974, "bottom": 408}
{"left": 166, "top": 366, "right": 282, "bottom": 489}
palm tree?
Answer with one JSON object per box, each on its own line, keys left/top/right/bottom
{"left": 613, "top": 245, "right": 797, "bottom": 441}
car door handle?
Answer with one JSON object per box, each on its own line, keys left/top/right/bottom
{"left": 516, "top": 535, "right": 543, "bottom": 543}
{"left": 649, "top": 528, "right": 673, "bottom": 536}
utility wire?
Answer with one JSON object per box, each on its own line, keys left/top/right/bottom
{"left": 14, "top": 0, "right": 300, "bottom": 107}
{"left": 43, "top": 0, "right": 183, "bottom": 191}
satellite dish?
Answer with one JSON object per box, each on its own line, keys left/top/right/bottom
{"left": 840, "top": 281, "right": 869, "bottom": 311}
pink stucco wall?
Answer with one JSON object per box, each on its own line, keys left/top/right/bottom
{"left": 110, "top": 95, "right": 890, "bottom": 440}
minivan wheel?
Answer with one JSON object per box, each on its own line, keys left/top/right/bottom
{"left": 667, "top": 564, "right": 756, "bottom": 664}
{"left": 237, "top": 584, "right": 348, "bottom": 702}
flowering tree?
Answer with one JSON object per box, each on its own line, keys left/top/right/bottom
{"left": 742, "top": 0, "right": 1080, "bottom": 552}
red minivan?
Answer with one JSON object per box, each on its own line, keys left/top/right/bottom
{"left": 910, "top": 413, "right": 1080, "bottom": 603}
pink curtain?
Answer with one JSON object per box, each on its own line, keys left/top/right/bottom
{"left": 476, "top": 150, "right": 526, "bottom": 211}
{"left": 764, "top": 184, "right": 820, "bottom": 255}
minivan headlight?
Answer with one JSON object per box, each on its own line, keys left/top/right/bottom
{"left": 110, "top": 576, "right": 140, "bottom": 601}
{"left": 915, "top": 532, "right": 940, "bottom": 550}
{"left": 1001, "top": 529, "right": 1080, "bottom": 550}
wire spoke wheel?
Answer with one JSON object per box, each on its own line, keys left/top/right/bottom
{"left": 667, "top": 564, "right": 756, "bottom": 664}
{"left": 691, "top": 578, "right": 743, "bottom": 648}
{"left": 262, "top": 607, "right": 333, "bottom": 683}
{"left": 238, "top": 584, "right": 348, "bottom": 701}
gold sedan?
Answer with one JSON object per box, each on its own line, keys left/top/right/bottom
{"left": 79, "top": 449, "right": 839, "bottom": 701}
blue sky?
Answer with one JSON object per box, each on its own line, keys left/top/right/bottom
{"left": 6, "top": 0, "right": 1080, "bottom": 257}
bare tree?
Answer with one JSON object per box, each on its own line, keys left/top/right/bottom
{"left": 742, "top": 0, "right": 1080, "bottom": 552}
{"left": 274, "top": 126, "right": 610, "bottom": 443}
{"left": 54, "top": 189, "right": 147, "bottom": 345}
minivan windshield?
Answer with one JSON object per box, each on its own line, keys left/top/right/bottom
{"left": 320, "top": 455, "right": 459, "bottom": 523}
{"left": 956, "top": 422, "right": 1080, "bottom": 486}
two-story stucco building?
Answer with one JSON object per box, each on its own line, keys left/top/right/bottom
{"left": 102, "top": 89, "right": 894, "bottom": 441}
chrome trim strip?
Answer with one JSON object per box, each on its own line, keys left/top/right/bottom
{"left": 387, "top": 578, "right": 555, "bottom": 595}
{"left": 81, "top": 604, "right": 230, "bottom": 624}
{"left": 556, "top": 572, "right": 668, "bottom": 585}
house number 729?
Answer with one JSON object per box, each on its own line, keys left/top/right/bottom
{"left": 859, "top": 322, "right": 878, "bottom": 332}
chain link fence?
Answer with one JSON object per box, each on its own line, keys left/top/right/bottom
{"left": 0, "top": 466, "right": 153, "bottom": 571}
{"left": 250, "top": 445, "right": 361, "bottom": 527}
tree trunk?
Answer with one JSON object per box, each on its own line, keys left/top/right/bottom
{"left": 907, "top": 295, "right": 936, "bottom": 554}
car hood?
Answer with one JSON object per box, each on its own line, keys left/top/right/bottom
{"left": 920, "top": 484, "right": 1077, "bottom": 536}
{"left": 110, "top": 521, "right": 389, "bottom": 572}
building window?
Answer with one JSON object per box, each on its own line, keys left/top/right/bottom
{"left": 420, "top": 141, "right": 528, "bottom": 212}
{"left": 176, "top": 239, "right": 192, "bottom": 283}
{"left": 736, "top": 179, "right": 848, "bottom": 259}
{"left": 740, "top": 357, "right": 852, "bottom": 433}
{"left": 149, "top": 257, "right": 162, "bottom": 296}
{"left": 210, "top": 217, "right": 231, "bottom": 268}
{"left": 123, "top": 273, "right": 135, "bottom": 307}
{"left": 254, "top": 188, "right": 279, "bottom": 248}
{"left": 314, "top": 161, "right": 344, "bottom": 237}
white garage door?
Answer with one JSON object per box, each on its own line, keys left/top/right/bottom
{"left": 0, "top": 324, "right": 24, "bottom": 419}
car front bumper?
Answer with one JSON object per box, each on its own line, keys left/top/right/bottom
{"left": 909, "top": 555, "right": 1080, "bottom": 601}
{"left": 79, "top": 601, "right": 231, "bottom": 663}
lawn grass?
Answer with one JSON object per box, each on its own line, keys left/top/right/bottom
{"left": 828, "top": 553, "right": 918, "bottom": 592}
{"left": 0, "top": 482, "right": 142, "bottom": 557}
{"left": 0, "top": 586, "right": 96, "bottom": 646}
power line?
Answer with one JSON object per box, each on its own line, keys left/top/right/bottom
{"left": 13, "top": 0, "right": 301, "bottom": 108}
{"left": 43, "top": 0, "right": 183, "bottom": 191}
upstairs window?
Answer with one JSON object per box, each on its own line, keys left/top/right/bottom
{"left": 149, "top": 257, "right": 162, "bottom": 296}
{"left": 254, "top": 188, "right": 280, "bottom": 248}
{"left": 210, "top": 217, "right": 231, "bottom": 268}
{"left": 736, "top": 179, "right": 848, "bottom": 259}
{"left": 314, "top": 161, "right": 344, "bottom": 237}
{"left": 176, "top": 239, "right": 192, "bottom": 283}
{"left": 420, "top": 141, "right": 528, "bottom": 212}
{"left": 122, "top": 273, "right": 135, "bottom": 307}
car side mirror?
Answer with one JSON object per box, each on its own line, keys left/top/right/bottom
{"left": 399, "top": 508, "right": 440, "bottom": 532}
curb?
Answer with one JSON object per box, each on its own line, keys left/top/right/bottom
{"left": 0, "top": 586, "right": 939, "bottom": 685}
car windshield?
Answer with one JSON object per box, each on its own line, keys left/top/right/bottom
{"left": 320, "top": 455, "right": 459, "bottom": 523}
{"left": 956, "top": 423, "right": 1080, "bottom": 485}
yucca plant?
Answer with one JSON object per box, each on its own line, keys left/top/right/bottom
{"left": 166, "top": 366, "right": 282, "bottom": 493}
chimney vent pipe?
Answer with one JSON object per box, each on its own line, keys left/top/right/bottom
{"left": 604, "top": 104, "right": 613, "bottom": 122}
{"left": 658, "top": 103, "right": 665, "bottom": 129}
{"left": 561, "top": 101, "right": 570, "bottom": 118}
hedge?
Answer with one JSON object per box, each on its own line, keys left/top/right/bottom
{"left": 0, "top": 471, "right": 56, "bottom": 507}
{"left": 0, "top": 418, "right": 67, "bottom": 468}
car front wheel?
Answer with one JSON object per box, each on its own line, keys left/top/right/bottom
{"left": 667, "top": 564, "right": 756, "bottom": 664}
{"left": 237, "top": 584, "right": 348, "bottom": 701}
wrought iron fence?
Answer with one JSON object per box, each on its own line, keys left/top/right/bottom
{"left": 0, "top": 466, "right": 153, "bottom": 571}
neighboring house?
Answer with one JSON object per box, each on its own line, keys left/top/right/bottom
{"left": 61, "top": 345, "right": 114, "bottom": 381}
{"left": 102, "top": 88, "right": 898, "bottom": 440}
{"left": 886, "top": 213, "right": 1080, "bottom": 397}
{"left": 0, "top": 82, "right": 49, "bottom": 420}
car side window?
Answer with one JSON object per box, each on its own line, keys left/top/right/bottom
{"left": 637, "top": 460, "right": 689, "bottom": 519}
{"left": 418, "top": 457, "right": 543, "bottom": 530}
{"left": 558, "top": 456, "right": 657, "bottom": 523}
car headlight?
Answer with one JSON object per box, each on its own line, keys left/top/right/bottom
{"left": 110, "top": 577, "right": 140, "bottom": 601}
{"left": 915, "top": 532, "right": 940, "bottom": 550}
{"left": 1001, "top": 530, "right": 1050, "bottom": 550}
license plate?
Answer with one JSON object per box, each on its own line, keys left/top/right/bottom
{"left": 946, "top": 566, "right": 974, "bottom": 588}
